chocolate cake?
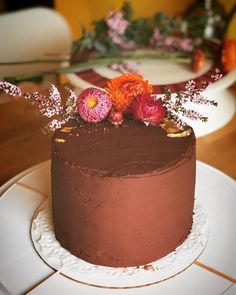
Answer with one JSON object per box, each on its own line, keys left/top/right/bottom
{"left": 51, "top": 119, "right": 196, "bottom": 267}
{"left": 0, "top": 72, "right": 217, "bottom": 269}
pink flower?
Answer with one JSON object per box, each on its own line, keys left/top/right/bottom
{"left": 107, "top": 11, "right": 129, "bottom": 35}
{"left": 108, "top": 30, "right": 124, "bottom": 45}
{"left": 109, "top": 61, "right": 140, "bottom": 74}
{"left": 164, "top": 36, "right": 176, "bottom": 47}
{"left": 178, "top": 38, "right": 194, "bottom": 52}
{"left": 108, "top": 31, "right": 135, "bottom": 50}
{"left": 131, "top": 94, "right": 166, "bottom": 126}
{"left": 77, "top": 88, "right": 112, "bottom": 123}
{"left": 149, "top": 29, "right": 162, "bottom": 47}
{"left": 119, "top": 39, "right": 135, "bottom": 50}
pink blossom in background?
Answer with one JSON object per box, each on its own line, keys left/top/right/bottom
{"left": 177, "top": 38, "right": 194, "bottom": 52}
{"left": 149, "top": 29, "right": 163, "bottom": 47}
{"left": 109, "top": 61, "right": 140, "bottom": 74}
{"left": 150, "top": 29, "right": 194, "bottom": 53}
{"left": 108, "top": 30, "right": 124, "bottom": 45}
{"left": 163, "top": 37, "right": 194, "bottom": 52}
{"left": 164, "top": 36, "right": 176, "bottom": 47}
{"left": 106, "top": 10, "right": 134, "bottom": 50}
{"left": 108, "top": 31, "right": 135, "bottom": 50}
{"left": 122, "top": 61, "right": 140, "bottom": 73}
{"left": 119, "top": 39, "right": 135, "bottom": 50}
{"left": 107, "top": 11, "right": 129, "bottom": 35}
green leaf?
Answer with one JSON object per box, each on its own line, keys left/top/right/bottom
{"left": 121, "top": 1, "right": 133, "bottom": 21}
{"left": 125, "top": 18, "right": 152, "bottom": 46}
{"left": 93, "top": 40, "right": 108, "bottom": 54}
{"left": 93, "top": 18, "right": 108, "bottom": 36}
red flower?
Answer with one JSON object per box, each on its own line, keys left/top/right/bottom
{"left": 131, "top": 93, "right": 166, "bottom": 126}
{"left": 108, "top": 110, "right": 123, "bottom": 126}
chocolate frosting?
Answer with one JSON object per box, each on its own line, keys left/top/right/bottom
{"left": 52, "top": 119, "right": 194, "bottom": 177}
{"left": 51, "top": 119, "right": 196, "bottom": 267}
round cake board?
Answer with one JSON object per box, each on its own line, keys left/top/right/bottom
{"left": 31, "top": 199, "right": 208, "bottom": 288}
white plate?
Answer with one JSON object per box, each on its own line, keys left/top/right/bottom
{"left": 0, "top": 161, "right": 235, "bottom": 295}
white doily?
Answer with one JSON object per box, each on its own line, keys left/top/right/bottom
{"left": 31, "top": 200, "right": 208, "bottom": 288}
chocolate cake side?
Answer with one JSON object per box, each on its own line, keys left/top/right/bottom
{"left": 51, "top": 119, "right": 196, "bottom": 267}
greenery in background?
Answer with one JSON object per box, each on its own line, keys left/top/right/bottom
{"left": 72, "top": 0, "right": 233, "bottom": 61}
{"left": 72, "top": 2, "right": 184, "bottom": 58}
{"left": 3, "top": 0, "right": 235, "bottom": 83}
{"left": 182, "top": 0, "right": 227, "bottom": 39}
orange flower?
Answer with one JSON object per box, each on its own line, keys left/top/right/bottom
{"left": 106, "top": 73, "right": 153, "bottom": 112}
{"left": 191, "top": 49, "right": 205, "bottom": 73}
{"left": 221, "top": 39, "right": 236, "bottom": 74}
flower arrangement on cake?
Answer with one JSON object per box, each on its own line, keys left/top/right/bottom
{"left": 0, "top": 72, "right": 221, "bottom": 272}
{"left": 0, "top": 71, "right": 221, "bottom": 136}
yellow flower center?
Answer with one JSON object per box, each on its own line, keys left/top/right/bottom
{"left": 86, "top": 97, "right": 98, "bottom": 109}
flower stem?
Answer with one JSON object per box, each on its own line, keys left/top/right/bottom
{"left": 58, "top": 55, "right": 191, "bottom": 74}
{"left": 3, "top": 53, "right": 191, "bottom": 82}
{"left": 0, "top": 59, "right": 69, "bottom": 66}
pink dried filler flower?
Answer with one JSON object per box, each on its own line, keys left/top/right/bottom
{"left": 77, "top": 87, "right": 112, "bottom": 123}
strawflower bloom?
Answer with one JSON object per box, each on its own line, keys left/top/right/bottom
{"left": 106, "top": 73, "right": 153, "bottom": 112}
{"left": 77, "top": 87, "right": 112, "bottom": 123}
{"left": 131, "top": 93, "right": 166, "bottom": 126}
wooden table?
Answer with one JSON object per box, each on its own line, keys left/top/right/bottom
{"left": 0, "top": 83, "right": 236, "bottom": 188}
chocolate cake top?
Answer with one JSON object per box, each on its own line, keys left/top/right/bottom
{"left": 52, "top": 119, "right": 195, "bottom": 177}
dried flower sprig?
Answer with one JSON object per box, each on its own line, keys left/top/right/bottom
{"left": 159, "top": 71, "right": 221, "bottom": 129}
{"left": 0, "top": 81, "right": 24, "bottom": 97}
{"left": 42, "top": 86, "right": 77, "bottom": 132}
{"left": 0, "top": 81, "right": 77, "bottom": 132}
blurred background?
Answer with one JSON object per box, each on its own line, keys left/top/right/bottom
{"left": 0, "top": 0, "right": 235, "bottom": 39}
